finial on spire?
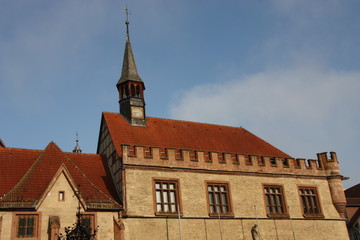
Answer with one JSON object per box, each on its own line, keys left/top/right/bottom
{"left": 72, "top": 132, "right": 82, "bottom": 153}
{"left": 124, "top": 7, "right": 131, "bottom": 41}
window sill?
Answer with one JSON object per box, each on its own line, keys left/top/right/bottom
{"left": 267, "top": 213, "right": 290, "bottom": 219}
{"left": 155, "top": 212, "right": 182, "bottom": 217}
{"left": 303, "top": 214, "right": 324, "bottom": 219}
{"left": 209, "top": 213, "right": 234, "bottom": 218}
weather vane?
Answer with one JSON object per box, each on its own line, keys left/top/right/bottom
{"left": 124, "top": 7, "right": 131, "bottom": 39}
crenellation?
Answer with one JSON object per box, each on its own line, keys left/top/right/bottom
{"left": 189, "top": 150, "right": 198, "bottom": 161}
{"left": 308, "top": 159, "right": 321, "bottom": 169}
{"left": 330, "top": 151, "right": 338, "bottom": 162}
{"left": 175, "top": 149, "right": 183, "bottom": 160}
{"left": 144, "top": 146, "right": 152, "bottom": 158}
{"left": 204, "top": 151, "right": 212, "bottom": 162}
{"left": 244, "top": 154, "right": 252, "bottom": 165}
{"left": 258, "top": 156, "right": 266, "bottom": 166}
{"left": 121, "top": 145, "right": 340, "bottom": 176}
{"left": 217, "top": 152, "right": 226, "bottom": 163}
{"left": 295, "top": 158, "right": 306, "bottom": 169}
{"left": 159, "top": 147, "right": 168, "bottom": 159}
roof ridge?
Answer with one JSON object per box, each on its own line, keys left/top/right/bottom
{"left": 103, "top": 112, "right": 247, "bottom": 130}
{"left": 1, "top": 143, "right": 54, "bottom": 204}
{"left": 0, "top": 147, "right": 43, "bottom": 152}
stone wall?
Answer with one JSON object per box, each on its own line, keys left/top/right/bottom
{"left": 122, "top": 168, "right": 349, "bottom": 240}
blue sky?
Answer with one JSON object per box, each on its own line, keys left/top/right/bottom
{"left": 1, "top": 0, "right": 359, "bottom": 188}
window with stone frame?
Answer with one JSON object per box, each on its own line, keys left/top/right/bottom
{"left": 154, "top": 179, "right": 180, "bottom": 214}
{"left": 80, "top": 213, "right": 96, "bottom": 236}
{"left": 15, "top": 214, "right": 39, "bottom": 238}
{"left": 299, "top": 187, "right": 323, "bottom": 217}
{"left": 263, "top": 185, "right": 288, "bottom": 218}
{"left": 206, "top": 182, "right": 232, "bottom": 216}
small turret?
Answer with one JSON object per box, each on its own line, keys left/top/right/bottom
{"left": 72, "top": 133, "right": 82, "bottom": 153}
{"left": 317, "top": 152, "right": 347, "bottom": 218}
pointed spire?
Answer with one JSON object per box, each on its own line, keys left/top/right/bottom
{"left": 73, "top": 132, "right": 82, "bottom": 153}
{"left": 117, "top": 8, "right": 143, "bottom": 86}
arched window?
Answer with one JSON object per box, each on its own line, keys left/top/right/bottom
{"left": 136, "top": 85, "right": 141, "bottom": 97}
{"left": 124, "top": 86, "right": 129, "bottom": 98}
{"left": 131, "top": 84, "right": 135, "bottom": 97}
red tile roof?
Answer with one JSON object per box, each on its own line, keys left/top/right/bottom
{"left": 346, "top": 183, "right": 360, "bottom": 206}
{"left": 0, "top": 142, "right": 121, "bottom": 209}
{"left": 103, "top": 112, "right": 290, "bottom": 158}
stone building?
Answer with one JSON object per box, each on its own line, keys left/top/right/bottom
{"left": 0, "top": 19, "right": 350, "bottom": 239}
{"left": 96, "top": 21, "right": 349, "bottom": 240}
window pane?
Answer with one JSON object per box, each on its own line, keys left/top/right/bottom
{"left": 157, "top": 204, "right": 162, "bottom": 212}
{"left": 223, "top": 205, "right": 228, "bottom": 213}
{"left": 221, "top": 193, "right": 227, "bottom": 205}
{"left": 156, "top": 191, "right": 161, "bottom": 203}
{"left": 27, "top": 226, "right": 34, "bottom": 236}
{"left": 164, "top": 204, "right": 169, "bottom": 212}
{"left": 209, "top": 193, "right": 214, "bottom": 205}
{"left": 18, "top": 225, "right": 25, "bottom": 236}
{"left": 19, "top": 218, "right": 26, "bottom": 227}
{"left": 170, "top": 191, "right": 176, "bottom": 203}
{"left": 163, "top": 191, "right": 169, "bottom": 203}
{"left": 215, "top": 193, "right": 220, "bottom": 204}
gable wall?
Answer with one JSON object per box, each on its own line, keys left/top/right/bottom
{"left": 0, "top": 172, "right": 118, "bottom": 239}
{"left": 98, "top": 121, "right": 123, "bottom": 203}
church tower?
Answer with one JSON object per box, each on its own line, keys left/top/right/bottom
{"left": 117, "top": 11, "right": 146, "bottom": 127}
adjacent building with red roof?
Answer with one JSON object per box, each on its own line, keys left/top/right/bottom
{"left": 346, "top": 184, "right": 360, "bottom": 240}
{"left": 0, "top": 142, "right": 123, "bottom": 239}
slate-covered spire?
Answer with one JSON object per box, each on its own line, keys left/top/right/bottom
{"left": 117, "top": 8, "right": 146, "bottom": 127}
{"left": 116, "top": 13, "right": 143, "bottom": 86}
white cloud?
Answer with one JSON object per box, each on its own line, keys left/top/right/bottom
{"left": 169, "top": 64, "right": 360, "bottom": 163}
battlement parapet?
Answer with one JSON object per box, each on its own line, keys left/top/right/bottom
{"left": 121, "top": 145, "right": 338, "bottom": 176}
